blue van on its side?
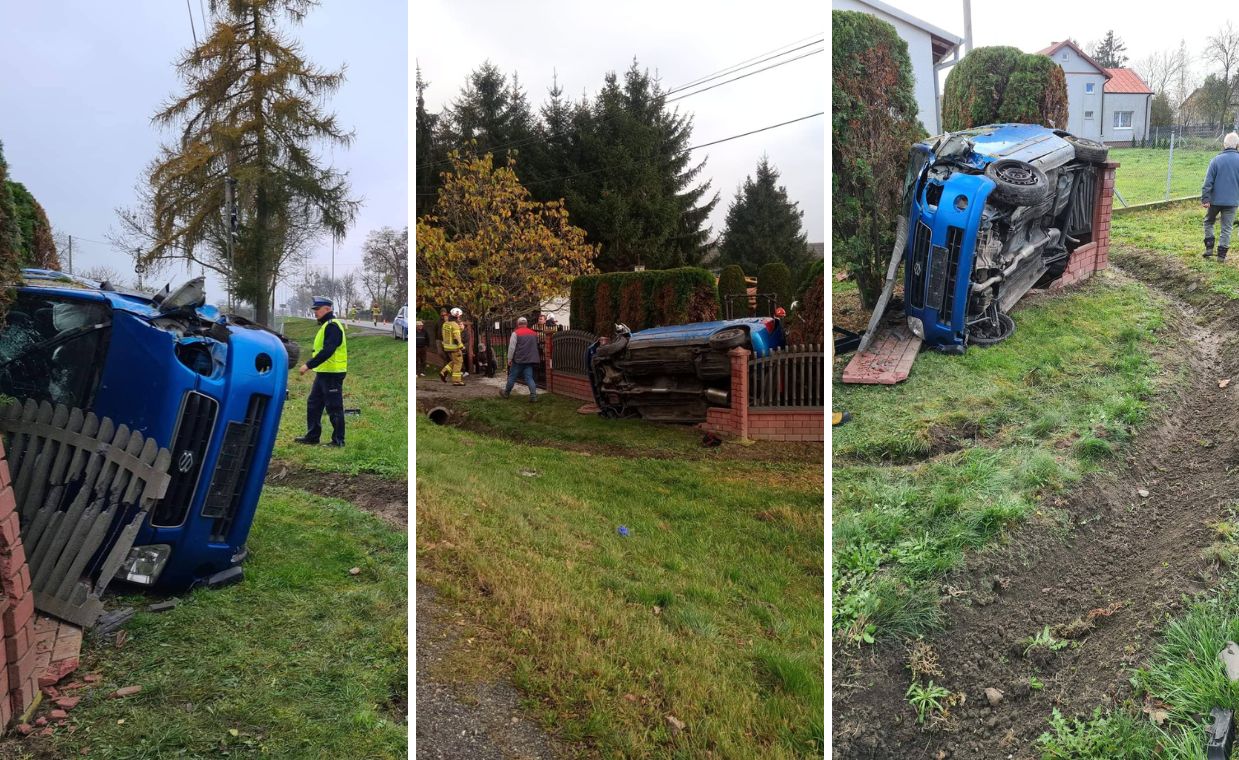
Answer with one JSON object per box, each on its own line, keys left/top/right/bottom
{"left": 0, "top": 270, "right": 287, "bottom": 590}
{"left": 900, "top": 124, "right": 1108, "bottom": 352}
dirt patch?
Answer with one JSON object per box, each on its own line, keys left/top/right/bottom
{"left": 266, "top": 461, "right": 407, "bottom": 529}
{"left": 833, "top": 258, "right": 1239, "bottom": 759}
{"left": 416, "top": 583, "right": 577, "bottom": 759}
{"left": 833, "top": 285, "right": 869, "bottom": 334}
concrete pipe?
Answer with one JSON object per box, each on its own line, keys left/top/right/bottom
{"left": 428, "top": 406, "right": 450, "bottom": 425}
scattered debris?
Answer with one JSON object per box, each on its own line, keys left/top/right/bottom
{"left": 49, "top": 709, "right": 68, "bottom": 721}
{"left": 1138, "top": 488, "right": 1150, "bottom": 498}
{"left": 1219, "top": 641, "right": 1239, "bottom": 681}
{"left": 984, "top": 687, "right": 1004, "bottom": 707}
{"left": 15, "top": 724, "right": 32, "bottom": 735}
{"left": 114, "top": 630, "right": 128, "bottom": 649}
{"left": 83, "top": 674, "right": 101, "bottom": 683}
{"left": 147, "top": 599, "right": 179, "bottom": 613}
{"left": 519, "top": 469, "right": 539, "bottom": 478}
{"left": 93, "top": 608, "right": 135, "bottom": 638}
{"left": 55, "top": 696, "right": 80, "bottom": 710}
{"left": 110, "top": 685, "right": 142, "bottom": 699}
{"left": 1221, "top": 378, "right": 1232, "bottom": 388}
{"left": 665, "top": 714, "right": 686, "bottom": 737}
{"left": 617, "top": 525, "right": 630, "bottom": 537}
{"left": 622, "top": 693, "right": 639, "bottom": 704}
{"left": 348, "top": 567, "right": 361, "bottom": 576}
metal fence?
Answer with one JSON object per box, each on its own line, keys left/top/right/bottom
{"left": 550, "top": 330, "right": 596, "bottom": 376}
{"left": 749, "top": 344, "right": 825, "bottom": 409}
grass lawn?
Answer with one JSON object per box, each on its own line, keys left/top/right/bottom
{"left": 47, "top": 487, "right": 407, "bottom": 758}
{"left": 1111, "top": 199, "right": 1239, "bottom": 300}
{"left": 417, "top": 409, "right": 824, "bottom": 758}
{"left": 21, "top": 316, "right": 412, "bottom": 757}
{"left": 273, "top": 317, "right": 408, "bottom": 478}
{"left": 1110, "top": 147, "right": 1214, "bottom": 206}
{"left": 833, "top": 276, "right": 1166, "bottom": 644}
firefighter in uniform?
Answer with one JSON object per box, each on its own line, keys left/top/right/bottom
{"left": 295, "top": 296, "right": 349, "bottom": 447}
{"left": 439, "top": 307, "right": 465, "bottom": 385}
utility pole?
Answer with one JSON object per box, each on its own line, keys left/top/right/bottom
{"left": 67, "top": 235, "right": 73, "bottom": 274}
{"left": 134, "top": 249, "right": 146, "bottom": 292}
{"left": 963, "top": 0, "right": 973, "bottom": 54}
{"left": 224, "top": 176, "right": 238, "bottom": 312}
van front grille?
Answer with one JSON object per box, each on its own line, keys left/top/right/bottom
{"left": 152, "top": 391, "right": 217, "bottom": 527}
{"left": 202, "top": 394, "right": 268, "bottom": 542}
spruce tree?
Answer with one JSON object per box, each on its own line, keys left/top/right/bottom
{"left": 0, "top": 143, "right": 26, "bottom": 316}
{"left": 718, "top": 156, "right": 808, "bottom": 274}
{"left": 6, "top": 182, "right": 59, "bottom": 269}
{"left": 122, "top": 0, "right": 359, "bottom": 325}
{"left": 1090, "top": 31, "right": 1129, "bottom": 68}
{"left": 438, "top": 63, "right": 541, "bottom": 185}
{"left": 564, "top": 60, "right": 718, "bottom": 271}
{"left": 415, "top": 66, "right": 440, "bottom": 218}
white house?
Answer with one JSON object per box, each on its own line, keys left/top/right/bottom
{"left": 1038, "top": 41, "right": 1152, "bottom": 144}
{"left": 1101, "top": 68, "right": 1153, "bottom": 145}
{"left": 832, "top": 0, "right": 963, "bottom": 135}
{"left": 1037, "top": 40, "right": 1109, "bottom": 140}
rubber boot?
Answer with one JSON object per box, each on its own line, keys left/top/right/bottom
{"left": 1221, "top": 245, "right": 1229, "bottom": 262}
{"left": 1205, "top": 239, "right": 1215, "bottom": 258}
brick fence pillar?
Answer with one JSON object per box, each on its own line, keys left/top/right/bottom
{"left": 728, "top": 347, "right": 750, "bottom": 441}
{"left": 0, "top": 441, "right": 34, "bottom": 726}
{"left": 1094, "top": 160, "right": 1119, "bottom": 271}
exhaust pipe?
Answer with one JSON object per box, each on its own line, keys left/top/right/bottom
{"left": 704, "top": 388, "right": 730, "bottom": 406}
{"left": 428, "top": 406, "right": 450, "bottom": 425}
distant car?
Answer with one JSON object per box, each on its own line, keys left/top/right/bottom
{"left": 588, "top": 317, "right": 785, "bottom": 423}
{"left": 901, "top": 123, "right": 1108, "bottom": 352}
{"left": 393, "top": 306, "right": 408, "bottom": 341}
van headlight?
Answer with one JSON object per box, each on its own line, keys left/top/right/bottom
{"left": 907, "top": 316, "right": 925, "bottom": 338}
{"left": 118, "top": 544, "right": 172, "bottom": 586}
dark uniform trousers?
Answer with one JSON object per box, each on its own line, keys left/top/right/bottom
{"left": 307, "top": 372, "right": 347, "bottom": 444}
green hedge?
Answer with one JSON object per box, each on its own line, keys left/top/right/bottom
{"left": 569, "top": 267, "right": 718, "bottom": 335}
{"left": 757, "top": 262, "right": 792, "bottom": 314}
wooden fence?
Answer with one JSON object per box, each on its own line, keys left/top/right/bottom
{"left": 0, "top": 400, "right": 171, "bottom": 628}
{"left": 748, "top": 344, "right": 825, "bottom": 409}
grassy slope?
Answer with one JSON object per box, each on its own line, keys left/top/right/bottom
{"left": 42, "top": 317, "right": 409, "bottom": 758}
{"left": 417, "top": 409, "right": 824, "bottom": 759}
{"left": 832, "top": 277, "right": 1165, "bottom": 643}
{"left": 1111, "top": 200, "right": 1239, "bottom": 299}
{"left": 1111, "top": 148, "right": 1213, "bottom": 206}
{"left": 273, "top": 317, "right": 408, "bottom": 478}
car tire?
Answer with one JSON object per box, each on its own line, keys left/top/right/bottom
{"left": 1063, "top": 134, "right": 1109, "bottom": 164}
{"left": 984, "top": 159, "right": 1050, "bottom": 205}
{"left": 708, "top": 327, "right": 748, "bottom": 350}
{"left": 967, "top": 311, "right": 1015, "bottom": 347}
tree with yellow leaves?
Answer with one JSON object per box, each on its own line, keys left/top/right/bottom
{"left": 416, "top": 151, "right": 596, "bottom": 321}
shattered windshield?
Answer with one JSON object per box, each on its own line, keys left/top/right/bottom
{"left": 0, "top": 293, "right": 111, "bottom": 410}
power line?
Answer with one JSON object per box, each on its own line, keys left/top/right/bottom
{"left": 414, "top": 111, "right": 823, "bottom": 196}
{"left": 419, "top": 35, "right": 824, "bottom": 170}
{"left": 666, "top": 48, "right": 823, "bottom": 104}
{"left": 185, "top": 0, "right": 198, "bottom": 47}
{"left": 664, "top": 38, "right": 822, "bottom": 96}
{"left": 665, "top": 33, "right": 821, "bottom": 93}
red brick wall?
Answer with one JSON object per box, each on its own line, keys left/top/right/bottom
{"left": 1048, "top": 161, "right": 1116, "bottom": 291}
{"left": 748, "top": 410, "right": 827, "bottom": 442}
{"left": 548, "top": 371, "right": 595, "bottom": 402}
{"left": 0, "top": 443, "right": 35, "bottom": 725}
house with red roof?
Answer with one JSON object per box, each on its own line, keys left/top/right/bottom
{"left": 1039, "top": 40, "right": 1152, "bottom": 145}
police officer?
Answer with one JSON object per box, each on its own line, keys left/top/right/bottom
{"left": 439, "top": 307, "right": 465, "bottom": 385}
{"left": 295, "top": 296, "right": 348, "bottom": 447}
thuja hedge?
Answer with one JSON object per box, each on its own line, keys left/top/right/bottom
{"left": 570, "top": 267, "right": 718, "bottom": 335}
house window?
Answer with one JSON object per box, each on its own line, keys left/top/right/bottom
{"left": 1114, "top": 111, "right": 1134, "bottom": 129}
{"left": 1060, "top": 52, "right": 1068, "bottom": 62}
{"left": 1085, "top": 82, "right": 1095, "bottom": 94}
{"left": 1084, "top": 110, "right": 1095, "bottom": 119}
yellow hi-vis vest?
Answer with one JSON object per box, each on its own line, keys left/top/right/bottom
{"left": 312, "top": 318, "right": 348, "bottom": 373}
{"left": 441, "top": 320, "right": 463, "bottom": 351}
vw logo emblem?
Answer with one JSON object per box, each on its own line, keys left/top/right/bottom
{"left": 177, "top": 450, "right": 195, "bottom": 474}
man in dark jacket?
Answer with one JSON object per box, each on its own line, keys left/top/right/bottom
{"left": 1202, "top": 132, "right": 1239, "bottom": 261}
{"left": 415, "top": 320, "right": 428, "bottom": 377}
{"left": 295, "top": 296, "right": 348, "bottom": 447}
{"left": 500, "top": 316, "right": 541, "bottom": 402}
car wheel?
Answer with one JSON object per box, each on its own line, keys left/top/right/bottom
{"left": 708, "top": 327, "right": 748, "bottom": 350}
{"left": 984, "top": 159, "right": 1050, "bottom": 205}
{"left": 967, "top": 311, "right": 1015, "bottom": 347}
{"left": 1063, "top": 134, "right": 1109, "bottom": 164}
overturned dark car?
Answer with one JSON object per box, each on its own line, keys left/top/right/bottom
{"left": 588, "top": 317, "right": 784, "bottom": 423}
{"left": 901, "top": 123, "right": 1108, "bottom": 351}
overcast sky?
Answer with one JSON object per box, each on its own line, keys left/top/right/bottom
{"left": 879, "top": 0, "right": 1226, "bottom": 82}
{"left": 415, "top": 0, "right": 826, "bottom": 244}
{"left": 0, "top": 0, "right": 406, "bottom": 311}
